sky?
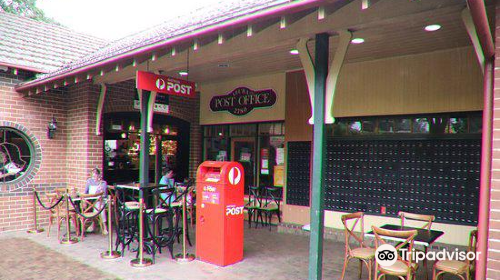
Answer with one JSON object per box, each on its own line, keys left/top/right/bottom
{"left": 37, "top": 0, "right": 223, "bottom": 41}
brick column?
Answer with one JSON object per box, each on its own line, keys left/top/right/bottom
{"left": 488, "top": 4, "right": 500, "bottom": 279}
{"left": 66, "top": 81, "right": 103, "bottom": 190}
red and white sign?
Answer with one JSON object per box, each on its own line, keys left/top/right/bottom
{"left": 228, "top": 167, "right": 241, "bottom": 185}
{"left": 136, "top": 71, "right": 196, "bottom": 98}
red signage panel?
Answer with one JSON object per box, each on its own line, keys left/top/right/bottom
{"left": 136, "top": 70, "right": 196, "bottom": 98}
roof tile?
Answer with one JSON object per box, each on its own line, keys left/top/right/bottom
{"left": 0, "top": 10, "right": 108, "bottom": 72}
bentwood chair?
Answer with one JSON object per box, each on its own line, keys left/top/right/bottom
{"left": 340, "top": 212, "right": 375, "bottom": 280}
{"left": 372, "top": 226, "right": 418, "bottom": 280}
{"left": 399, "top": 211, "right": 435, "bottom": 279}
{"left": 432, "top": 230, "right": 478, "bottom": 280}
{"left": 47, "top": 188, "right": 80, "bottom": 240}
{"left": 78, "top": 192, "right": 105, "bottom": 241}
{"left": 399, "top": 211, "right": 435, "bottom": 230}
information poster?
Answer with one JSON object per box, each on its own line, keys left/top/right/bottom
{"left": 276, "top": 148, "right": 285, "bottom": 165}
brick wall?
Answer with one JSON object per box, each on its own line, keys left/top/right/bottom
{"left": 488, "top": 4, "right": 500, "bottom": 279}
{"left": 0, "top": 68, "right": 67, "bottom": 231}
{"left": 0, "top": 71, "right": 200, "bottom": 232}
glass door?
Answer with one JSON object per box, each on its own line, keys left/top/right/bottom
{"left": 231, "top": 137, "right": 256, "bottom": 191}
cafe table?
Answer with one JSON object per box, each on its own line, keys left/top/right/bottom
{"left": 366, "top": 224, "right": 444, "bottom": 280}
{"left": 365, "top": 224, "right": 444, "bottom": 247}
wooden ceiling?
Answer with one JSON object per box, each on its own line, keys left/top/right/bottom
{"left": 94, "top": 0, "right": 482, "bottom": 85}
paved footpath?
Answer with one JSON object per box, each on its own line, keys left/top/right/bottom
{"left": 0, "top": 227, "right": 438, "bottom": 280}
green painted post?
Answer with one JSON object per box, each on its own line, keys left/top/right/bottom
{"left": 139, "top": 90, "right": 151, "bottom": 199}
{"left": 308, "top": 33, "right": 329, "bottom": 280}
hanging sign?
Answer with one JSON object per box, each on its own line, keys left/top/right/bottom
{"left": 136, "top": 71, "right": 196, "bottom": 98}
{"left": 133, "top": 91, "right": 169, "bottom": 113}
{"left": 210, "top": 86, "right": 276, "bottom": 116}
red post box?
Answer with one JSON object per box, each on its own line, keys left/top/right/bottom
{"left": 196, "top": 161, "right": 244, "bottom": 266}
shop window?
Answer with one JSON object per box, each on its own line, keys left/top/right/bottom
{"left": 428, "top": 117, "right": 448, "bottom": 134}
{"left": 379, "top": 119, "right": 395, "bottom": 133}
{"left": 328, "top": 112, "right": 481, "bottom": 137}
{"left": 361, "top": 120, "right": 376, "bottom": 134}
{"left": 469, "top": 115, "right": 482, "bottom": 134}
{"left": 394, "top": 118, "right": 411, "bottom": 133}
{"left": 204, "top": 137, "right": 229, "bottom": 161}
{"left": 348, "top": 121, "right": 362, "bottom": 134}
{"left": 259, "top": 123, "right": 285, "bottom": 135}
{"left": 229, "top": 124, "right": 256, "bottom": 137}
{"left": 448, "top": 117, "right": 468, "bottom": 134}
{"left": 0, "top": 127, "right": 34, "bottom": 183}
{"left": 413, "top": 118, "right": 430, "bottom": 133}
{"left": 204, "top": 125, "right": 227, "bottom": 137}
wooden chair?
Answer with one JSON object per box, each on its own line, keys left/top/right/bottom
{"left": 78, "top": 192, "right": 106, "bottom": 241}
{"left": 47, "top": 188, "right": 80, "bottom": 240}
{"left": 399, "top": 211, "right": 435, "bottom": 230}
{"left": 399, "top": 211, "right": 435, "bottom": 279}
{"left": 372, "top": 226, "right": 418, "bottom": 280}
{"left": 340, "top": 212, "right": 375, "bottom": 280}
{"left": 432, "top": 230, "right": 478, "bottom": 280}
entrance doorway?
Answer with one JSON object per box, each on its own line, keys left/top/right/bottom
{"left": 103, "top": 112, "right": 190, "bottom": 184}
{"left": 231, "top": 137, "right": 256, "bottom": 190}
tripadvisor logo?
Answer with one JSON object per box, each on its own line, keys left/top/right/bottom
{"left": 375, "top": 244, "right": 398, "bottom": 266}
{"left": 375, "top": 244, "right": 481, "bottom": 265}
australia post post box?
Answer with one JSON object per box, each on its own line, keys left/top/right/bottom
{"left": 196, "top": 161, "right": 244, "bottom": 266}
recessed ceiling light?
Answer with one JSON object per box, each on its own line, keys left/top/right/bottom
{"left": 179, "top": 71, "right": 188, "bottom": 76}
{"left": 351, "top": 38, "right": 365, "bottom": 44}
{"left": 289, "top": 49, "right": 299, "bottom": 55}
{"left": 425, "top": 24, "right": 441, "bottom": 32}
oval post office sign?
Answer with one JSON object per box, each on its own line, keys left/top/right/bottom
{"left": 209, "top": 87, "right": 277, "bottom": 116}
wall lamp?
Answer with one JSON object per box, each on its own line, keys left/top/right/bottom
{"left": 47, "top": 116, "right": 57, "bottom": 139}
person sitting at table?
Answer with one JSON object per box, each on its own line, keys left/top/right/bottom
{"left": 160, "top": 168, "right": 175, "bottom": 187}
{"left": 159, "top": 168, "right": 176, "bottom": 204}
{"left": 84, "top": 167, "right": 108, "bottom": 235}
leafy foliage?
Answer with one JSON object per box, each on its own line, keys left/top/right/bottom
{"left": 0, "top": 0, "right": 58, "bottom": 24}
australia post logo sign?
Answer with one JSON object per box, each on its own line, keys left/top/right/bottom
{"left": 136, "top": 71, "right": 195, "bottom": 98}
{"left": 210, "top": 87, "right": 276, "bottom": 116}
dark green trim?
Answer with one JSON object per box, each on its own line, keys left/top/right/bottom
{"left": 308, "top": 33, "right": 329, "bottom": 280}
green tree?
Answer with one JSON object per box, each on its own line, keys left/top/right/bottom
{"left": 0, "top": 0, "right": 58, "bottom": 24}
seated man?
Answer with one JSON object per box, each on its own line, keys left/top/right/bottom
{"left": 84, "top": 167, "right": 108, "bottom": 234}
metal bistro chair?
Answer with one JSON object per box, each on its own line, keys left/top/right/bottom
{"left": 340, "top": 212, "right": 375, "bottom": 280}
{"left": 113, "top": 186, "right": 139, "bottom": 256}
{"left": 257, "top": 185, "right": 282, "bottom": 230}
{"left": 170, "top": 180, "right": 194, "bottom": 246}
{"left": 244, "top": 185, "right": 261, "bottom": 228}
{"left": 432, "top": 230, "right": 478, "bottom": 280}
{"left": 141, "top": 187, "right": 177, "bottom": 263}
{"left": 372, "top": 226, "right": 418, "bottom": 280}
{"left": 399, "top": 211, "right": 435, "bottom": 279}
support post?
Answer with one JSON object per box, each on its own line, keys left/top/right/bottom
{"left": 308, "top": 33, "right": 329, "bottom": 280}
{"left": 27, "top": 188, "right": 44, "bottom": 234}
{"left": 139, "top": 89, "right": 151, "bottom": 200}
{"left": 95, "top": 84, "right": 107, "bottom": 135}
{"left": 476, "top": 60, "right": 493, "bottom": 280}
